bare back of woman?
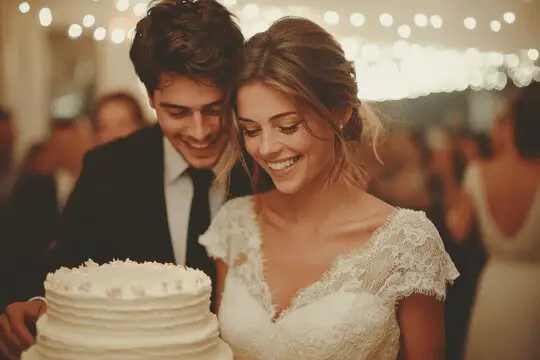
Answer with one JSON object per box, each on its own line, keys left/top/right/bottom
{"left": 480, "top": 155, "right": 540, "bottom": 239}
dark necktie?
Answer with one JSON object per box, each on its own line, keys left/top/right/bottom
{"left": 186, "top": 168, "right": 217, "bottom": 312}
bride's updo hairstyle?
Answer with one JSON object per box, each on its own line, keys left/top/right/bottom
{"left": 223, "top": 17, "right": 383, "bottom": 189}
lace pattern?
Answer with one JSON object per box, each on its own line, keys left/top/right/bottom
{"left": 199, "top": 196, "right": 459, "bottom": 360}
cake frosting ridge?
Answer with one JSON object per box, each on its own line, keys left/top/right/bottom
{"left": 22, "top": 259, "right": 232, "bottom": 360}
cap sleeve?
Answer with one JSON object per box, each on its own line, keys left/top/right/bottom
{"left": 199, "top": 196, "right": 253, "bottom": 267}
{"left": 384, "top": 210, "right": 460, "bottom": 302}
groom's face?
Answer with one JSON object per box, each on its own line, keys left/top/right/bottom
{"left": 151, "top": 74, "right": 228, "bottom": 169}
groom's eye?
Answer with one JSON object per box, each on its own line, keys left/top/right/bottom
{"left": 204, "top": 105, "right": 222, "bottom": 116}
{"left": 168, "top": 110, "right": 189, "bottom": 119}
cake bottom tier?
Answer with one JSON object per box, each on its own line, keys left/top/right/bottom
{"left": 22, "top": 339, "right": 233, "bottom": 360}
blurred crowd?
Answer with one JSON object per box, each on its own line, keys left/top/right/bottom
{"left": 0, "top": 91, "right": 149, "bottom": 309}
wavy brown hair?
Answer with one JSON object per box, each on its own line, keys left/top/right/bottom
{"left": 129, "top": 0, "right": 244, "bottom": 95}
{"left": 223, "top": 17, "right": 383, "bottom": 189}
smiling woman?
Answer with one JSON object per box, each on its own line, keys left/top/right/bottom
{"left": 225, "top": 17, "right": 383, "bottom": 192}
{"left": 201, "top": 16, "right": 458, "bottom": 360}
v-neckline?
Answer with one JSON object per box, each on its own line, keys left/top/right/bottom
{"left": 247, "top": 196, "right": 401, "bottom": 323}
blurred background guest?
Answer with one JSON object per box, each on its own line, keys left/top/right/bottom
{"left": 446, "top": 83, "right": 540, "bottom": 360}
{"left": 90, "top": 91, "right": 149, "bottom": 147}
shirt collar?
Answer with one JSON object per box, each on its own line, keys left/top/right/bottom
{"left": 163, "top": 137, "right": 232, "bottom": 184}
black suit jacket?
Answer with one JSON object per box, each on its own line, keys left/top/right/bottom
{"left": 1, "top": 173, "right": 59, "bottom": 308}
{"left": 46, "top": 125, "right": 256, "bottom": 294}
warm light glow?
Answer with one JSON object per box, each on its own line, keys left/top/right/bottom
{"left": 38, "top": 7, "right": 53, "bottom": 27}
{"left": 490, "top": 20, "right": 502, "bottom": 32}
{"left": 68, "top": 24, "right": 83, "bottom": 39}
{"left": 116, "top": 0, "right": 129, "bottom": 12}
{"left": 242, "top": 4, "right": 260, "bottom": 18}
{"left": 527, "top": 49, "right": 539, "bottom": 61}
{"left": 111, "top": 28, "right": 126, "bottom": 44}
{"left": 18, "top": 1, "right": 30, "bottom": 13}
{"left": 464, "top": 17, "right": 476, "bottom": 30}
{"left": 379, "top": 13, "right": 393, "bottom": 27}
{"left": 324, "top": 11, "right": 340, "bottom": 25}
{"left": 349, "top": 13, "right": 365, "bottom": 27}
{"left": 17, "top": 0, "right": 535, "bottom": 101}
{"left": 505, "top": 53, "right": 520, "bottom": 67}
{"left": 414, "top": 14, "right": 427, "bottom": 27}
{"left": 93, "top": 27, "right": 107, "bottom": 41}
{"left": 430, "top": 15, "right": 443, "bottom": 28}
{"left": 397, "top": 25, "right": 411, "bottom": 39}
{"left": 503, "top": 12, "right": 516, "bottom": 24}
{"left": 83, "top": 14, "right": 95, "bottom": 28}
{"left": 133, "top": 2, "right": 147, "bottom": 17}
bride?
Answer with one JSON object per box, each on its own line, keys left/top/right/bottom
{"left": 200, "top": 17, "right": 458, "bottom": 360}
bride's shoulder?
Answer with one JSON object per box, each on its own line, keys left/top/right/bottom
{"left": 386, "top": 207, "right": 436, "bottom": 232}
{"left": 220, "top": 195, "right": 255, "bottom": 214}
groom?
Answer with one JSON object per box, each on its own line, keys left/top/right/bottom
{"left": 0, "top": 0, "right": 254, "bottom": 358}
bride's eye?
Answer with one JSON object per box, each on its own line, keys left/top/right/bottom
{"left": 279, "top": 124, "right": 299, "bottom": 134}
{"left": 241, "top": 128, "right": 260, "bottom": 137}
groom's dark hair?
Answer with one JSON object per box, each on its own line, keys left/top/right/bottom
{"left": 129, "top": 0, "right": 244, "bottom": 95}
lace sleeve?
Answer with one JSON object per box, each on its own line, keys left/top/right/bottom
{"left": 198, "top": 196, "right": 251, "bottom": 267}
{"left": 383, "top": 211, "right": 460, "bottom": 302}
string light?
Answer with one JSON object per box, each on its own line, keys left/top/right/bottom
{"left": 83, "top": 14, "right": 95, "bottom": 28}
{"left": 18, "top": 1, "right": 30, "bottom": 14}
{"left": 464, "top": 17, "right": 476, "bottom": 30}
{"left": 115, "top": 0, "right": 129, "bottom": 12}
{"left": 527, "top": 49, "right": 539, "bottom": 61}
{"left": 133, "top": 2, "right": 147, "bottom": 17}
{"left": 111, "top": 28, "right": 126, "bottom": 44}
{"left": 38, "top": 7, "right": 52, "bottom": 27}
{"left": 324, "top": 11, "right": 340, "bottom": 25}
{"left": 503, "top": 12, "right": 516, "bottom": 24}
{"left": 379, "top": 13, "right": 393, "bottom": 27}
{"left": 397, "top": 25, "right": 411, "bottom": 39}
{"left": 15, "top": 2, "right": 537, "bottom": 101}
{"left": 414, "top": 14, "right": 428, "bottom": 27}
{"left": 68, "top": 24, "right": 83, "bottom": 39}
{"left": 490, "top": 20, "right": 502, "bottom": 32}
{"left": 349, "top": 13, "right": 365, "bottom": 27}
{"left": 93, "top": 27, "right": 107, "bottom": 41}
{"left": 429, "top": 15, "right": 443, "bottom": 28}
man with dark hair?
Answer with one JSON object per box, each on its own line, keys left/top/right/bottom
{"left": 0, "top": 1, "right": 250, "bottom": 357}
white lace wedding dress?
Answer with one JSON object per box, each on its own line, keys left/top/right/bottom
{"left": 199, "top": 196, "right": 459, "bottom": 360}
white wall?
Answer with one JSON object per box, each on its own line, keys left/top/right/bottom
{"left": 1, "top": 0, "right": 51, "bottom": 160}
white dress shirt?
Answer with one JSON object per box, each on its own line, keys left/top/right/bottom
{"left": 163, "top": 137, "right": 229, "bottom": 265}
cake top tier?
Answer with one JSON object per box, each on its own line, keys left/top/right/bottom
{"left": 44, "top": 259, "right": 211, "bottom": 299}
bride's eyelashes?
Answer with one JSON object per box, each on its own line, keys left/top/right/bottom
{"left": 240, "top": 124, "right": 301, "bottom": 137}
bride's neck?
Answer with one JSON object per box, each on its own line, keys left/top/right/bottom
{"left": 268, "top": 177, "right": 364, "bottom": 223}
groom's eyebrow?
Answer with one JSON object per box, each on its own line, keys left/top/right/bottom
{"left": 159, "top": 99, "right": 223, "bottom": 110}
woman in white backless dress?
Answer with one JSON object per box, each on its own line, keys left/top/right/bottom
{"left": 447, "top": 83, "right": 540, "bottom": 360}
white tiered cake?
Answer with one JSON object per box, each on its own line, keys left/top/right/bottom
{"left": 22, "top": 259, "right": 232, "bottom": 360}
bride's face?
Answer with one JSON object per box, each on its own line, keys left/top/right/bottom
{"left": 236, "top": 82, "right": 336, "bottom": 194}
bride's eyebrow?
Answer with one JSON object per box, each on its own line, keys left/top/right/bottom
{"left": 238, "top": 111, "right": 298, "bottom": 123}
